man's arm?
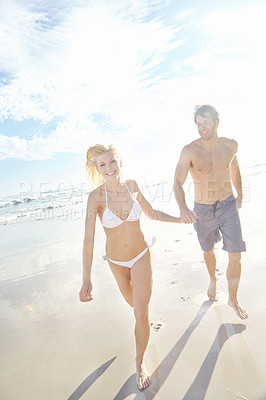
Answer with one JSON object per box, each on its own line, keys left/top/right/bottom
{"left": 230, "top": 154, "right": 243, "bottom": 209}
{"left": 174, "top": 145, "right": 197, "bottom": 223}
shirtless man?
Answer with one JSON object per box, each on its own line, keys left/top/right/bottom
{"left": 174, "top": 104, "right": 248, "bottom": 320}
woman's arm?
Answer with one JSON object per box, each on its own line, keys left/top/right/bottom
{"left": 132, "top": 180, "right": 183, "bottom": 223}
{"left": 79, "top": 191, "right": 98, "bottom": 302}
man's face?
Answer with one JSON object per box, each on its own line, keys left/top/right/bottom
{"left": 196, "top": 112, "right": 218, "bottom": 140}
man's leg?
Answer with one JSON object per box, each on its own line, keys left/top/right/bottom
{"left": 227, "top": 252, "right": 248, "bottom": 319}
{"left": 204, "top": 247, "right": 217, "bottom": 301}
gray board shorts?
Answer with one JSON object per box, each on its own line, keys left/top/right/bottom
{"left": 193, "top": 195, "right": 246, "bottom": 253}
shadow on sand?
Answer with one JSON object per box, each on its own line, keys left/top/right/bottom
{"left": 113, "top": 301, "right": 246, "bottom": 400}
{"left": 182, "top": 322, "right": 246, "bottom": 400}
{"left": 67, "top": 356, "right": 117, "bottom": 400}
{"left": 68, "top": 301, "right": 246, "bottom": 400}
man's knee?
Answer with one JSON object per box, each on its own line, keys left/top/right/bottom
{"left": 229, "top": 252, "right": 241, "bottom": 263}
{"left": 204, "top": 247, "right": 215, "bottom": 256}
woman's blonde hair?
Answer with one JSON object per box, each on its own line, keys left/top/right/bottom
{"left": 86, "top": 144, "right": 119, "bottom": 185}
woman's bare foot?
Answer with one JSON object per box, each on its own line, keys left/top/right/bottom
{"left": 228, "top": 299, "right": 248, "bottom": 320}
{"left": 136, "top": 363, "right": 151, "bottom": 391}
{"left": 207, "top": 279, "right": 218, "bottom": 301}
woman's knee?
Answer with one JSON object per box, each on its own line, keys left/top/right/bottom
{"left": 121, "top": 287, "right": 134, "bottom": 307}
{"left": 126, "top": 296, "right": 134, "bottom": 307}
{"left": 134, "top": 305, "right": 149, "bottom": 323}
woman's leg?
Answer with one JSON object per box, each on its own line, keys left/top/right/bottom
{"left": 130, "top": 249, "right": 153, "bottom": 390}
{"left": 108, "top": 261, "right": 134, "bottom": 307}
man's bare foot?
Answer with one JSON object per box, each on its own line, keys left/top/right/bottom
{"left": 228, "top": 299, "right": 248, "bottom": 320}
{"left": 136, "top": 363, "right": 151, "bottom": 391}
{"left": 207, "top": 279, "right": 218, "bottom": 301}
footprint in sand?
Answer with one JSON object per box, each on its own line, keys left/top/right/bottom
{"left": 171, "top": 262, "right": 179, "bottom": 266}
{"left": 171, "top": 280, "right": 179, "bottom": 285}
{"left": 180, "top": 295, "right": 190, "bottom": 301}
{"left": 150, "top": 322, "right": 163, "bottom": 332}
{"left": 174, "top": 239, "right": 180, "bottom": 242}
{"left": 216, "top": 268, "right": 224, "bottom": 276}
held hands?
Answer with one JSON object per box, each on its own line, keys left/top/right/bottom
{"left": 180, "top": 207, "right": 197, "bottom": 224}
{"left": 79, "top": 281, "right": 93, "bottom": 302}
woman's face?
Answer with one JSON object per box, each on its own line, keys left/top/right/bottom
{"left": 96, "top": 151, "right": 120, "bottom": 181}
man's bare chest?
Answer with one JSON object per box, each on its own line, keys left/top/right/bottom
{"left": 191, "top": 148, "right": 232, "bottom": 175}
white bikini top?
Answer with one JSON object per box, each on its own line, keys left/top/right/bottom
{"left": 102, "top": 184, "right": 142, "bottom": 229}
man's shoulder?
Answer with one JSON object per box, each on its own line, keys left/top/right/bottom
{"left": 182, "top": 140, "right": 199, "bottom": 153}
{"left": 219, "top": 137, "right": 238, "bottom": 151}
{"left": 219, "top": 136, "right": 237, "bottom": 143}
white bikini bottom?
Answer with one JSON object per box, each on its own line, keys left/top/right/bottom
{"left": 102, "top": 237, "right": 156, "bottom": 269}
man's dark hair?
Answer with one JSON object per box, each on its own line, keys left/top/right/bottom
{"left": 194, "top": 105, "right": 220, "bottom": 124}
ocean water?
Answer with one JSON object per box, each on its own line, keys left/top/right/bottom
{"left": 0, "top": 187, "right": 90, "bottom": 226}
{"left": 0, "top": 164, "right": 265, "bottom": 226}
{"left": 0, "top": 177, "right": 175, "bottom": 226}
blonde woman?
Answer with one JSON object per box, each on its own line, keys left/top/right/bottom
{"left": 79, "top": 144, "right": 183, "bottom": 391}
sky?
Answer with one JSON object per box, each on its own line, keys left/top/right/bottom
{"left": 0, "top": 0, "right": 266, "bottom": 197}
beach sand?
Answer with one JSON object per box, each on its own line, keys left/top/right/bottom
{"left": 1, "top": 171, "right": 266, "bottom": 400}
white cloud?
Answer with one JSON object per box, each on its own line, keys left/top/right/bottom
{"left": 0, "top": 117, "right": 110, "bottom": 160}
{"left": 0, "top": 134, "right": 53, "bottom": 160}
{"left": 0, "top": 0, "right": 266, "bottom": 169}
{"left": 0, "top": 0, "right": 184, "bottom": 160}
{"left": 0, "top": 0, "right": 179, "bottom": 119}
{"left": 175, "top": 8, "right": 195, "bottom": 21}
{"left": 202, "top": 5, "right": 266, "bottom": 51}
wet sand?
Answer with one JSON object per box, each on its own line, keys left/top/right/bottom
{"left": 1, "top": 172, "right": 266, "bottom": 400}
